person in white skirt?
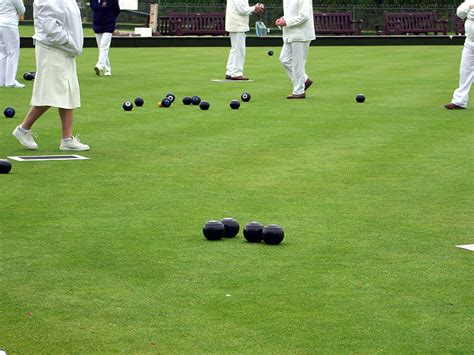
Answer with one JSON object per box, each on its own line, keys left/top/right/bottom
{"left": 445, "top": 0, "right": 474, "bottom": 110}
{"left": 276, "top": 0, "right": 315, "bottom": 99}
{"left": 225, "top": 0, "right": 264, "bottom": 80}
{"left": 12, "top": 0, "right": 89, "bottom": 151}
{"left": 0, "top": 0, "right": 26, "bottom": 88}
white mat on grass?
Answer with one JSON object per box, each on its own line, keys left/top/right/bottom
{"left": 8, "top": 154, "right": 89, "bottom": 161}
{"left": 456, "top": 244, "right": 474, "bottom": 251}
{"left": 211, "top": 79, "right": 254, "bottom": 82}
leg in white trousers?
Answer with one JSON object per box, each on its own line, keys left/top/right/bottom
{"left": 0, "top": 27, "right": 20, "bottom": 86}
{"left": 452, "top": 43, "right": 474, "bottom": 108}
{"left": 95, "top": 32, "right": 113, "bottom": 75}
{"left": 279, "top": 41, "right": 310, "bottom": 95}
{"left": 226, "top": 32, "right": 246, "bottom": 77}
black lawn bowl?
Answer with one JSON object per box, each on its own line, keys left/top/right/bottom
{"left": 166, "top": 93, "right": 176, "bottom": 103}
{"left": 268, "top": 50, "right": 274, "bottom": 56}
{"left": 199, "top": 101, "right": 210, "bottom": 110}
{"left": 230, "top": 100, "right": 240, "bottom": 110}
{"left": 161, "top": 98, "right": 172, "bottom": 108}
{"left": 23, "top": 72, "right": 35, "bottom": 81}
{"left": 220, "top": 218, "right": 239, "bottom": 238}
{"left": 262, "top": 224, "right": 285, "bottom": 245}
{"left": 356, "top": 94, "right": 366, "bottom": 103}
{"left": 122, "top": 101, "right": 133, "bottom": 111}
{"left": 0, "top": 160, "right": 12, "bottom": 174}
{"left": 203, "top": 220, "right": 225, "bottom": 241}
{"left": 134, "top": 96, "right": 144, "bottom": 107}
{"left": 243, "top": 221, "right": 264, "bottom": 243}
{"left": 182, "top": 96, "right": 192, "bottom": 105}
{"left": 241, "top": 93, "right": 251, "bottom": 102}
{"left": 4, "top": 106, "right": 15, "bottom": 118}
{"left": 191, "top": 96, "right": 201, "bottom": 105}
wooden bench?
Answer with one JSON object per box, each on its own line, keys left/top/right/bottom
{"left": 168, "top": 12, "right": 226, "bottom": 36}
{"left": 381, "top": 11, "right": 448, "bottom": 35}
{"left": 454, "top": 15, "right": 465, "bottom": 36}
{"left": 314, "top": 12, "right": 363, "bottom": 35}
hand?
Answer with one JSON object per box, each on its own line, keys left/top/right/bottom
{"left": 275, "top": 17, "right": 287, "bottom": 27}
{"left": 254, "top": 3, "right": 264, "bottom": 14}
{"left": 470, "top": 4, "right": 474, "bottom": 9}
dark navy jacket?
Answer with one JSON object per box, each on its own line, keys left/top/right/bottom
{"left": 90, "top": 0, "right": 120, "bottom": 33}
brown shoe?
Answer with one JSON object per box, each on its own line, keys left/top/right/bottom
{"left": 444, "top": 103, "right": 465, "bottom": 110}
{"left": 304, "top": 79, "right": 313, "bottom": 91}
{"left": 225, "top": 75, "right": 231, "bottom": 80}
{"left": 287, "top": 93, "right": 306, "bottom": 99}
{"left": 230, "top": 76, "right": 249, "bottom": 81}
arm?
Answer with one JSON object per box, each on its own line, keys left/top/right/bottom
{"left": 13, "top": 0, "right": 26, "bottom": 17}
{"left": 35, "top": 0, "right": 69, "bottom": 46}
{"left": 456, "top": 1, "right": 474, "bottom": 19}
{"left": 114, "top": 0, "right": 120, "bottom": 17}
{"left": 90, "top": 0, "right": 103, "bottom": 12}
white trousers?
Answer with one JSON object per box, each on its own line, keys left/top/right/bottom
{"left": 279, "top": 41, "right": 311, "bottom": 95}
{"left": 0, "top": 26, "right": 20, "bottom": 86}
{"left": 95, "top": 32, "right": 113, "bottom": 74}
{"left": 226, "top": 32, "right": 246, "bottom": 77}
{"left": 451, "top": 43, "right": 474, "bottom": 108}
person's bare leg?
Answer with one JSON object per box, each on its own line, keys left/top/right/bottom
{"left": 59, "top": 108, "right": 73, "bottom": 138}
{"left": 21, "top": 105, "right": 50, "bottom": 129}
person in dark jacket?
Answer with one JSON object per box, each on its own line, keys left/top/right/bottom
{"left": 90, "top": 0, "right": 120, "bottom": 76}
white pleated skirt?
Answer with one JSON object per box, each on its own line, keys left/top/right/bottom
{"left": 30, "top": 43, "right": 80, "bottom": 109}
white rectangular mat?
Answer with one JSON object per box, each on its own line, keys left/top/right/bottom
{"left": 456, "top": 244, "right": 474, "bottom": 251}
{"left": 8, "top": 155, "right": 89, "bottom": 162}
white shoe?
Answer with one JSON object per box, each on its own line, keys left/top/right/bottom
{"left": 104, "top": 71, "right": 111, "bottom": 76}
{"left": 12, "top": 126, "right": 38, "bottom": 150}
{"left": 6, "top": 80, "right": 25, "bottom": 88}
{"left": 60, "top": 135, "right": 90, "bottom": 151}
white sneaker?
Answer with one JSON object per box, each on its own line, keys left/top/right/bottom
{"left": 60, "top": 135, "right": 90, "bottom": 151}
{"left": 104, "top": 71, "right": 111, "bottom": 76}
{"left": 6, "top": 80, "right": 25, "bottom": 88}
{"left": 12, "top": 126, "right": 38, "bottom": 150}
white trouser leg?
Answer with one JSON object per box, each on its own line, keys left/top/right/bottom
{"left": 0, "top": 27, "right": 20, "bottom": 86}
{"left": 279, "top": 42, "right": 293, "bottom": 81}
{"left": 0, "top": 32, "right": 6, "bottom": 86}
{"left": 280, "top": 41, "right": 310, "bottom": 95}
{"left": 226, "top": 32, "right": 246, "bottom": 77}
{"left": 452, "top": 43, "right": 474, "bottom": 108}
{"left": 95, "top": 32, "right": 113, "bottom": 73}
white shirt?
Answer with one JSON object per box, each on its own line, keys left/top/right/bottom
{"left": 225, "top": 0, "right": 255, "bottom": 33}
{"left": 33, "top": 0, "right": 83, "bottom": 56}
{"left": 282, "top": 0, "right": 315, "bottom": 43}
{"left": 0, "top": 0, "right": 25, "bottom": 28}
{"left": 458, "top": 0, "right": 474, "bottom": 45}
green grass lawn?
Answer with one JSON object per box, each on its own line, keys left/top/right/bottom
{"left": 0, "top": 45, "right": 473, "bottom": 353}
